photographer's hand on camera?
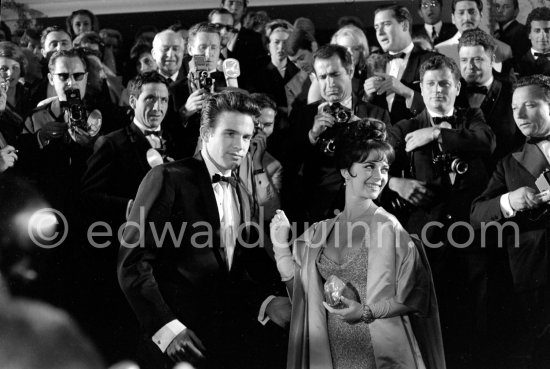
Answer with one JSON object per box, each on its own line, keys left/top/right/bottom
{"left": 251, "top": 130, "right": 267, "bottom": 168}
{"left": 69, "top": 125, "right": 94, "bottom": 147}
{"left": 0, "top": 145, "right": 18, "bottom": 172}
{"left": 509, "top": 186, "right": 545, "bottom": 212}
{"left": 389, "top": 177, "right": 434, "bottom": 207}
{"left": 405, "top": 127, "right": 440, "bottom": 152}
{"left": 37, "top": 121, "right": 68, "bottom": 147}
{"left": 309, "top": 111, "right": 335, "bottom": 144}
{"left": 183, "top": 89, "right": 207, "bottom": 118}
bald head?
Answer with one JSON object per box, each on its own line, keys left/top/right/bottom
{"left": 152, "top": 29, "right": 184, "bottom": 77}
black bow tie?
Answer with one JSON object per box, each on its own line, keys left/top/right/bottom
{"left": 432, "top": 116, "right": 456, "bottom": 126}
{"left": 534, "top": 52, "right": 550, "bottom": 58}
{"left": 386, "top": 52, "right": 406, "bottom": 61}
{"left": 144, "top": 129, "right": 162, "bottom": 137}
{"left": 528, "top": 136, "right": 550, "bottom": 144}
{"left": 212, "top": 173, "right": 237, "bottom": 187}
{"left": 465, "top": 85, "right": 488, "bottom": 95}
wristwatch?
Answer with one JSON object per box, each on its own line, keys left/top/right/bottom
{"left": 361, "top": 305, "right": 375, "bottom": 324}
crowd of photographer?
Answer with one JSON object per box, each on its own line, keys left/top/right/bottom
{"left": 1, "top": 0, "right": 550, "bottom": 368}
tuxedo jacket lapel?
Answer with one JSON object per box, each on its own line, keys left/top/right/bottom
{"left": 193, "top": 152, "right": 228, "bottom": 271}
{"left": 401, "top": 47, "right": 422, "bottom": 86}
{"left": 128, "top": 123, "right": 154, "bottom": 175}
{"left": 512, "top": 143, "right": 549, "bottom": 179}
{"left": 480, "top": 79, "right": 501, "bottom": 118}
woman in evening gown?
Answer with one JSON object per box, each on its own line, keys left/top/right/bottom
{"left": 270, "top": 119, "right": 445, "bottom": 369}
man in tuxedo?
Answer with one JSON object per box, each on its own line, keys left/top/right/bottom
{"left": 118, "top": 91, "right": 289, "bottom": 369}
{"left": 413, "top": 0, "right": 457, "bottom": 47}
{"left": 456, "top": 28, "right": 524, "bottom": 172}
{"left": 365, "top": 4, "right": 436, "bottom": 124}
{"left": 221, "top": 0, "right": 266, "bottom": 88}
{"left": 284, "top": 44, "right": 390, "bottom": 223}
{"left": 387, "top": 54, "right": 495, "bottom": 364}
{"left": 494, "top": 0, "right": 529, "bottom": 59}
{"left": 471, "top": 75, "right": 550, "bottom": 368}
{"left": 81, "top": 71, "right": 173, "bottom": 226}
{"left": 514, "top": 7, "right": 550, "bottom": 78}
{"left": 435, "top": 0, "right": 513, "bottom": 73}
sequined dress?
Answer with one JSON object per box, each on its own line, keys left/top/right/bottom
{"left": 316, "top": 242, "right": 377, "bottom": 369}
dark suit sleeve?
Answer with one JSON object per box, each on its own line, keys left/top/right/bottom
{"left": 81, "top": 137, "right": 129, "bottom": 220}
{"left": 117, "top": 165, "right": 178, "bottom": 336}
{"left": 470, "top": 158, "right": 509, "bottom": 228}
{"left": 439, "top": 108, "right": 496, "bottom": 158}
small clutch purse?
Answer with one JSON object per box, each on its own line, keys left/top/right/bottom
{"left": 323, "top": 275, "right": 360, "bottom": 309}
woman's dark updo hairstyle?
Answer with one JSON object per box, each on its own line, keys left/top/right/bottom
{"left": 335, "top": 118, "right": 394, "bottom": 175}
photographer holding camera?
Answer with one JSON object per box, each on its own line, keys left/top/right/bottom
{"left": 167, "top": 23, "right": 230, "bottom": 159}
{"left": 387, "top": 54, "right": 495, "bottom": 363}
{"left": 284, "top": 44, "right": 389, "bottom": 223}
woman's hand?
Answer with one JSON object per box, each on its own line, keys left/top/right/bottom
{"left": 323, "top": 296, "right": 363, "bottom": 324}
{"left": 270, "top": 209, "right": 291, "bottom": 247}
{"left": 270, "top": 210, "right": 294, "bottom": 281}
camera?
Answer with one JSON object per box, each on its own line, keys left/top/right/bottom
{"left": 317, "top": 103, "right": 353, "bottom": 155}
{"left": 65, "top": 88, "right": 88, "bottom": 131}
{"left": 189, "top": 55, "right": 214, "bottom": 92}
{"left": 433, "top": 153, "right": 469, "bottom": 175}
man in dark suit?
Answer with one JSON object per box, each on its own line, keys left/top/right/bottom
{"left": 471, "top": 75, "right": 550, "bottom": 368}
{"left": 514, "top": 7, "right": 550, "bottom": 78}
{"left": 365, "top": 4, "right": 436, "bottom": 124}
{"left": 455, "top": 28, "right": 524, "bottom": 172}
{"left": 169, "top": 23, "right": 228, "bottom": 159}
{"left": 221, "top": 0, "right": 267, "bottom": 89}
{"left": 79, "top": 71, "right": 173, "bottom": 362}
{"left": 118, "top": 91, "right": 289, "bottom": 369}
{"left": 494, "top": 0, "right": 530, "bottom": 59}
{"left": 386, "top": 54, "right": 495, "bottom": 364}
{"left": 413, "top": 0, "right": 457, "bottom": 46}
{"left": 284, "top": 44, "right": 390, "bottom": 224}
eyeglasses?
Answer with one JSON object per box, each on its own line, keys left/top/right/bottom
{"left": 421, "top": 1, "right": 439, "bottom": 8}
{"left": 209, "top": 23, "right": 235, "bottom": 32}
{"left": 53, "top": 72, "right": 87, "bottom": 81}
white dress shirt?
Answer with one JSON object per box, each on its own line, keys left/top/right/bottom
{"left": 424, "top": 21, "right": 443, "bottom": 42}
{"left": 132, "top": 118, "right": 162, "bottom": 149}
{"left": 386, "top": 42, "right": 414, "bottom": 111}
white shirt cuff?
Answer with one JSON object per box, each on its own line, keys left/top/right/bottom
{"left": 152, "top": 319, "right": 186, "bottom": 353}
{"left": 405, "top": 91, "right": 414, "bottom": 109}
{"left": 258, "top": 295, "right": 277, "bottom": 325}
{"left": 500, "top": 193, "right": 516, "bottom": 218}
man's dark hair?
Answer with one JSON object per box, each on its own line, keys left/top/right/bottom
{"left": 526, "top": 7, "right": 550, "bottom": 33}
{"left": 335, "top": 118, "right": 395, "bottom": 172}
{"left": 514, "top": 74, "right": 550, "bottom": 103}
{"left": 188, "top": 22, "right": 221, "bottom": 48}
{"left": 168, "top": 22, "right": 190, "bottom": 33}
{"left": 65, "top": 9, "right": 100, "bottom": 38}
{"left": 374, "top": 4, "right": 413, "bottom": 29}
{"left": 458, "top": 28, "right": 496, "bottom": 55}
{"left": 286, "top": 29, "right": 316, "bottom": 56}
{"left": 313, "top": 44, "right": 353, "bottom": 74}
{"left": 128, "top": 71, "right": 170, "bottom": 99}
{"left": 208, "top": 8, "right": 234, "bottom": 23}
{"left": 73, "top": 31, "right": 104, "bottom": 55}
{"left": 418, "top": 0, "right": 443, "bottom": 9}
{"left": 48, "top": 48, "right": 88, "bottom": 73}
{"left": 250, "top": 92, "right": 277, "bottom": 112}
{"left": 40, "top": 26, "right": 70, "bottom": 49}
{"left": 419, "top": 54, "right": 461, "bottom": 83}
{"left": 451, "top": 0, "right": 483, "bottom": 13}
{"left": 220, "top": 0, "right": 248, "bottom": 10}
{"left": 200, "top": 91, "right": 260, "bottom": 131}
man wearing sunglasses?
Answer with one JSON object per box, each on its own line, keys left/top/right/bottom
{"left": 208, "top": 8, "right": 235, "bottom": 61}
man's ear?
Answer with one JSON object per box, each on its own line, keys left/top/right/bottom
{"left": 402, "top": 20, "right": 410, "bottom": 33}
{"left": 199, "top": 125, "right": 211, "bottom": 144}
{"left": 340, "top": 168, "right": 349, "bottom": 180}
{"left": 456, "top": 80, "right": 461, "bottom": 96}
{"left": 129, "top": 94, "right": 137, "bottom": 110}
{"left": 47, "top": 72, "right": 54, "bottom": 86}
{"left": 41, "top": 48, "right": 47, "bottom": 59}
